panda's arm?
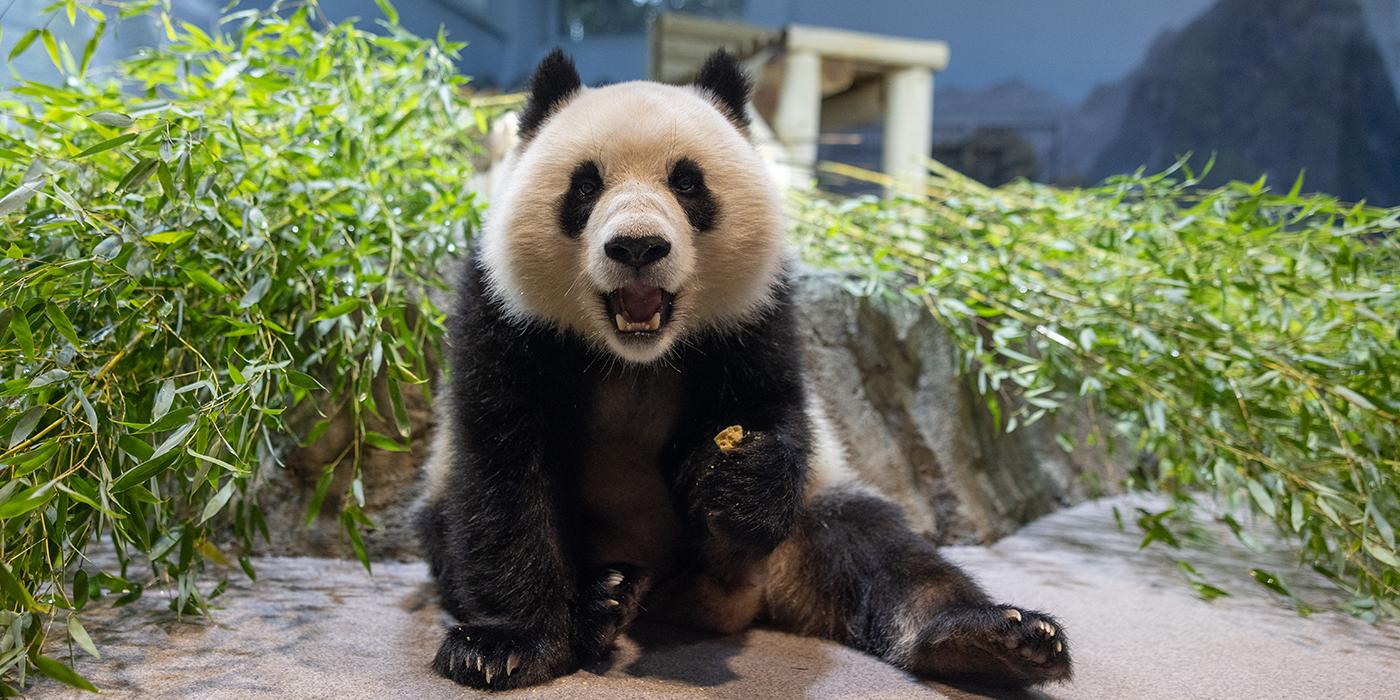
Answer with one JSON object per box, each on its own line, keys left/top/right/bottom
{"left": 425, "top": 263, "right": 581, "bottom": 685}
{"left": 675, "top": 284, "right": 812, "bottom": 555}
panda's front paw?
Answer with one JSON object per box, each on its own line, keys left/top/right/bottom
{"left": 432, "top": 625, "right": 572, "bottom": 690}
{"left": 689, "top": 429, "right": 802, "bottom": 553}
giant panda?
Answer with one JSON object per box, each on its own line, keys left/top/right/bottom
{"left": 416, "top": 49, "right": 1072, "bottom": 691}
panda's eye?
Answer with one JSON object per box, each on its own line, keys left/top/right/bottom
{"left": 669, "top": 159, "right": 705, "bottom": 196}
{"left": 670, "top": 174, "right": 696, "bottom": 193}
{"left": 575, "top": 178, "right": 599, "bottom": 197}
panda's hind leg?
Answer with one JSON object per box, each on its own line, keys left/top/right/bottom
{"left": 571, "top": 564, "right": 651, "bottom": 663}
{"left": 764, "top": 486, "right": 1072, "bottom": 687}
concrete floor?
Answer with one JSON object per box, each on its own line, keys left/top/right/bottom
{"left": 36, "top": 497, "right": 1400, "bottom": 699}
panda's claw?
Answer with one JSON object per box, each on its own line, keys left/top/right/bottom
{"left": 1003, "top": 608, "right": 1022, "bottom": 623}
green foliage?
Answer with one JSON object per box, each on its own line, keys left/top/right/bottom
{"left": 0, "top": 1, "right": 484, "bottom": 691}
{"left": 2, "top": 2, "right": 1396, "bottom": 695}
{"left": 798, "top": 161, "right": 1400, "bottom": 619}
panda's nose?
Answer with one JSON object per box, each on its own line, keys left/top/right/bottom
{"left": 604, "top": 235, "right": 671, "bottom": 268}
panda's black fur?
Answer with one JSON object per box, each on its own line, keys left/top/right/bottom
{"left": 517, "top": 50, "right": 583, "bottom": 144}
{"left": 416, "top": 49, "right": 1072, "bottom": 691}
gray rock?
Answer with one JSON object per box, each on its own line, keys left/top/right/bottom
{"left": 252, "top": 272, "right": 1123, "bottom": 558}
{"left": 795, "top": 269, "right": 1123, "bottom": 544}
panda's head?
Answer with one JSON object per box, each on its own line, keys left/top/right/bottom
{"left": 481, "top": 50, "right": 785, "bottom": 364}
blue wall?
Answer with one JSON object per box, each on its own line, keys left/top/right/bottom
{"left": 446, "top": 0, "right": 1218, "bottom": 100}
{"left": 207, "top": 0, "right": 1215, "bottom": 100}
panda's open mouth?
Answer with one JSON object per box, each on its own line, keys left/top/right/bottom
{"left": 603, "top": 282, "right": 675, "bottom": 335}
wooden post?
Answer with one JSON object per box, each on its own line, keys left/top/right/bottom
{"left": 883, "top": 66, "right": 933, "bottom": 196}
{"left": 772, "top": 49, "right": 822, "bottom": 187}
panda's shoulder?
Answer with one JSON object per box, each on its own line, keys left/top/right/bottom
{"left": 447, "top": 247, "right": 495, "bottom": 325}
{"left": 447, "top": 247, "right": 527, "bottom": 350}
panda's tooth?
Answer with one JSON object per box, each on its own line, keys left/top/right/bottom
{"left": 615, "top": 314, "right": 627, "bottom": 332}
{"left": 646, "top": 312, "right": 661, "bottom": 331}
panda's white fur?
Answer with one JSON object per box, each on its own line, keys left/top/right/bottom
{"left": 416, "top": 50, "right": 1071, "bottom": 691}
{"left": 480, "top": 81, "right": 784, "bottom": 364}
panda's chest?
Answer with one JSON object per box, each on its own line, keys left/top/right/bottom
{"left": 577, "top": 371, "right": 684, "bottom": 568}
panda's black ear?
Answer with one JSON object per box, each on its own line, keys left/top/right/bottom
{"left": 693, "top": 49, "right": 751, "bottom": 129}
{"left": 519, "top": 49, "right": 582, "bottom": 143}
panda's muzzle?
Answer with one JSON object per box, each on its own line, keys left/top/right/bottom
{"left": 604, "top": 282, "right": 675, "bottom": 334}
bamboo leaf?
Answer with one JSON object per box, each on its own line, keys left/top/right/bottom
{"left": 30, "top": 653, "right": 98, "bottom": 693}
{"left": 67, "top": 616, "right": 100, "bottom": 659}
{"left": 1249, "top": 569, "right": 1291, "bottom": 597}
{"left": 116, "top": 157, "right": 159, "bottom": 192}
{"left": 9, "top": 309, "right": 35, "bottom": 356}
{"left": 286, "top": 370, "right": 323, "bottom": 391}
{"left": 1371, "top": 505, "right": 1396, "bottom": 550}
{"left": 313, "top": 298, "right": 362, "bottom": 321}
{"left": 375, "top": 0, "right": 400, "bottom": 24}
{"left": 184, "top": 269, "right": 228, "bottom": 294}
{"left": 1331, "top": 385, "right": 1376, "bottom": 412}
{"left": 363, "top": 431, "right": 407, "bottom": 452}
{"left": 199, "top": 480, "right": 236, "bottom": 523}
{"left": 9, "top": 406, "right": 44, "bottom": 448}
{"left": 239, "top": 276, "right": 271, "bottom": 308}
{"left": 79, "top": 22, "right": 106, "bottom": 78}
{"left": 74, "top": 133, "right": 137, "bottom": 158}
{"left": 44, "top": 303, "right": 81, "bottom": 347}
{"left": 0, "top": 480, "right": 57, "bottom": 518}
{"left": 144, "top": 229, "right": 194, "bottom": 245}
{"left": 152, "top": 379, "right": 175, "bottom": 422}
{"left": 341, "top": 509, "right": 372, "bottom": 573}
{"left": 28, "top": 368, "right": 70, "bottom": 389}
{"left": 9, "top": 29, "right": 40, "bottom": 61}
{"left": 0, "top": 179, "right": 44, "bottom": 216}
{"left": 39, "top": 29, "right": 62, "bottom": 72}
{"left": 1364, "top": 541, "right": 1399, "bottom": 568}
{"left": 0, "top": 562, "right": 38, "bottom": 610}
{"left": 1247, "top": 479, "right": 1277, "bottom": 519}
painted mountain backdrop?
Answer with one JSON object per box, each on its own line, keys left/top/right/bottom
{"left": 936, "top": 0, "right": 1400, "bottom": 205}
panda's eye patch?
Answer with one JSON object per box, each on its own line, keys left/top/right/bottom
{"left": 668, "top": 158, "right": 717, "bottom": 232}
{"left": 571, "top": 163, "right": 602, "bottom": 198}
{"left": 668, "top": 159, "right": 704, "bottom": 194}
{"left": 559, "top": 161, "right": 602, "bottom": 238}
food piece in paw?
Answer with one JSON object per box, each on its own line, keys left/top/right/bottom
{"left": 713, "top": 424, "right": 745, "bottom": 453}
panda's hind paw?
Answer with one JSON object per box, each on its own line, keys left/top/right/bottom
{"left": 994, "top": 606, "right": 1067, "bottom": 670}
{"left": 909, "top": 604, "right": 1071, "bottom": 687}
{"left": 572, "top": 564, "right": 650, "bottom": 663}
